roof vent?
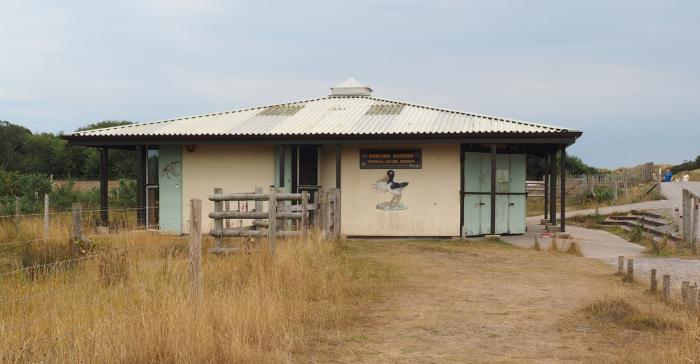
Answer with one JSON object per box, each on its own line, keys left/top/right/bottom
{"left": 330, "top": 78, "right": 372, "bottom": 97}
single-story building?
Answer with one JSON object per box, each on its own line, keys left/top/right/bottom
{"left": 65, "top": 79, "right": 582, "bottom": 237}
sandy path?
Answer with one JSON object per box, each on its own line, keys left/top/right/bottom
{"left": 308, "top": 240, "right": 661, "bottom": 363}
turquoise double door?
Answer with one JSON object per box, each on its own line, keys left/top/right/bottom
{"left": 462, "top": 152, "right": 526, "bottom": 236}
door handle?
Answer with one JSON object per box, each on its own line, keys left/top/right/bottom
{"left": 479, "top": 202, "right": 486, "bottom": 206}
{"left": 509, "top": 202, "right": 515, "bottom": 206}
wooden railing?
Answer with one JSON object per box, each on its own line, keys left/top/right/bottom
{"left": 207, "top": 186, "right": 341, "bottom": 254}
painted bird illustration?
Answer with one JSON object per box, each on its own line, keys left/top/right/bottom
{"left": 372, "top": 170, "right": 409, "bottom": 210}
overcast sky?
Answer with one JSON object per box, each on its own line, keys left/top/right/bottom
{"left": 1, "top": 1, "right": 698, "bottom": 168}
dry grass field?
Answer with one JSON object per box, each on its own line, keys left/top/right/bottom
{"left": 2, "top": 213, "right": 700, "bottom": 363}
{"left": 306, "top": 239, "right": 700, "bottom": 363}
{"left": 0, "top": 213, "right": 386, "bottom": 363}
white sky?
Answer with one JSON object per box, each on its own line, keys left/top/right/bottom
{"left": 1, "top": 0, "right": 698, "bottom": 168}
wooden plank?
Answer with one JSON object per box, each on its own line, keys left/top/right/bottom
{"left": 208, "top": 211, "right": 302, "bottom": 220}
{"left": 650, "top": 269, "right": 657, "bottom": 293}
{"left": 189, "top": 199, "right": 203, "bottom": 302}
{"left": 209, "top": 192, "right": 302, "bottom": 201}
{"left": 209, "top": 228, "right": 301, "bottom": 238}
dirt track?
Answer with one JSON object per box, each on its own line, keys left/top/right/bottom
{"left": 308, "top": 240, "right": 671, "bottom": 363}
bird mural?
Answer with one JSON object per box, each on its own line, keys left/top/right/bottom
{"left": 372, "top": 170, "right": 409, "bottom": 211}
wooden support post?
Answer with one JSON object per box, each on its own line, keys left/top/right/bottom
{"left": 14, "top": 197, "right": 20, "bottom": 231}
{"left": 627, "top": 258, "right": 634, "bottom": 278}
{"left": 543, "top": 170, "right": 548, "bottom": 220}
{"left": 675, "top": 207, "right": 681, "bottom": 234}
{"left": 43, "top": 194, "right": 49, "bottom": 240}
{"left": 189, "top": 199, "right": 203, "bottom": 303}
{"left": 682, "top": 281, "right": 690, "bottom": 303}
{"left": 549, "top": 150, "right": 557, "bottom": 225}
{"left": 301, "top": 191, "right": 309, "bottom": 241}
{"left": 213, "top": 188, "right": 223, "bottom": 250}
{"left": 136, "top": 145, "right": 147, "bottom": 227}
{"left": 650, "top": 269, "right": 657, "bottom": 293}
{"left": 662, "top": 275, "right": 671, "bottom": 302}
{"left": 71, "top": 203, "right": 82, "bottom": 242}
{"left": 618, "top": 256, "right": 624, "bottom": 274}
{"left": 560, "top": 145, "right": 566, "bottom": 232}
{"left": 99, "top": 147, "right": 109, "bottom": 226}
{"left": 268, "top": 186, "right": 277, "bottom": 255}
{"left": 490, "top": 144, "right": 497, "bottom": 235}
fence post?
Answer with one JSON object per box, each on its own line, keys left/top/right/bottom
{"left": 650, "top": 269, "right": 657, "bottom": 293}
{"left": 71, "top": 203, "right": 82, "bottom": 242}
{"left": 14, "top": 197, "right": 20, "bottom": 231}
{"left": 301, "top": 191, "right": 309, "bottom": 241}
{"left": 627, "top": 258, "right": 634, "bottom": 280}
{"left": 189, "top": 199, "right": 203, "bottom": 303}
{"left": 662, "top": 275, "right": 671, "bottom": 302}
{"left": 618, "top": 256, "right": 624, "bottom": 274}
{"left": 692, "top": 197, "right": 699, "bottom": 253}
{"left": 688, "top": 285, "right": 698, "bottom": 311}
{"left": 213, "top": 188, "right": 223, "bottom": 250}
{"left": 268, "top": 186, "right": 277, "bottom": 256}
{"left": 44, "top": 194, "right": 50, "bottom": 240}
{"left": 675, "top": 207, "right": 681, "bottom": 234}
{"left": 682, "top": 281, "right": 689, "bottom": 303}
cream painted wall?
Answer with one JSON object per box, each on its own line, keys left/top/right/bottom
{"left": 340, "top": 144, "right": 461, "bottom": 236}
{"left": 319, "top": 144, "right": 337, "bottom": 188}
{"left": 181, "top": 144, "right": 275, "bottom": 233}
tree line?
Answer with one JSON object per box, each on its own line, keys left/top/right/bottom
{"left": 0, "top": 120, "right": 138, "bottom": 214}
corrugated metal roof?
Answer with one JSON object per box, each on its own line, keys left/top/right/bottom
{"left": 71, "top": 96, "right": 579, "bottom": 137}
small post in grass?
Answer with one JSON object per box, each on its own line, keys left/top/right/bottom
{"left": 14, "top": 197, "right": 20, "bottom": 231}
{"left": 682, "top": 281, "right": 690, "bottom": 304}
{"left": 43, "top": 194, "right": 49, "bottom": 240}
{"left": 688, "top": 284, "right": 698, "bottom": 311}
{"left": 650, "top": 269, "right": 657, "bottom": 294}
{"left": 618, "top": 256, "right": 624, "bottom": 274}
{"left": 71, "top": 203, "right": 82, "bottom": 242}
{"left": 627, "top": 258, "right": 634, "bottom": 279}
{"left": 189, "top": 199, "right": 203, "bottom": 304}
{"left": 662, "top": 275, "right": 671, "bottom": 302}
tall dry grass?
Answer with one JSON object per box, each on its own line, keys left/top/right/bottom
{"left": 0, "top": 218, "right": 378, "bottom": 362}
{"left": 582, "top": 294, "right": 700, "bottom": 363}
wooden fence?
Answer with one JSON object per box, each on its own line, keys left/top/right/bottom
{"left": 619, "top": 256, "right": 699, "bottom": 310}
{"left": 207, "top": 186, "right": 341, "bottom": 254}
{"left": 681, "top": 189, "right": 700, "bottom": 253}
{"left": 527, "top": 163, "right": 657, "bottom": 199}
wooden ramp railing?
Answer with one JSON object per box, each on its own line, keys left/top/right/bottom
{"left": 208, "top": 187, "right": 309, "bottom": 254}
